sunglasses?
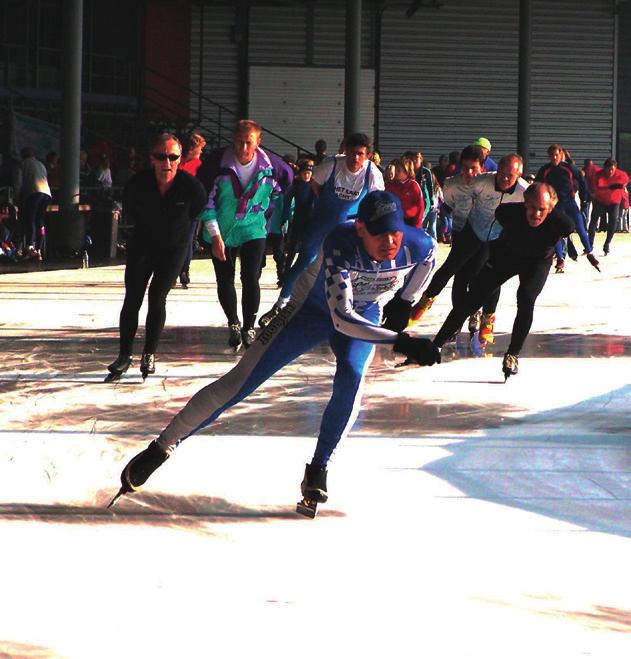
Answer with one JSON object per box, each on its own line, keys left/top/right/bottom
{"left": 152, "top": 152, "right": 180, "bottom": 162}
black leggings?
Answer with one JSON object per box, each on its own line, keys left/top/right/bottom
{"left": 426, "top": 222, "right": 500, "bottom": 313}
{"left": 262, "top": 233, "right": 286, "bottom": 282}
{"left": 434, "top": 251, "right": 551, "bottom": 355}
{"left": 589, "top": 202, "right": 619, "bottom": 249}
{"left": 23, "top": 192, "right": 51, "bottom": 251}
{"left": 119, "top": 246, "right": 188, "bottom": 355}
{"left": 211, "top": 237, "right": 267, "bottom": 330}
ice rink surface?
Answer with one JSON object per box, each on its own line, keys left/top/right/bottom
{"left": 0, "top": 235, "right": 629, "bottom": 658}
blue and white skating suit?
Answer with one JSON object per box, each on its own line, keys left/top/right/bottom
{"left": 278, "top": 155, "right": 384, "bottom": 301}
{"left": 157, "top": 222, "right": 436, "bottom": 466}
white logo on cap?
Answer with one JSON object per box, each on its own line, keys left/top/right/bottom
{"left": 371, "top": 200, "right": 397, "bottom": 221}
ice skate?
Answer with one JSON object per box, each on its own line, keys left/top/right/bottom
{"left": 296, "top": 462, "right": 328, "bottom": 518}
{"left": 179, "top": 269, "right": 190, "bottom": 289}
{"left": 555, "top": 259, "right": 565, "bottom": 274}
{"left": 502, "top": 352, "right": 518, "bottom": 381}
{"left": 107, "top": 441, "right": 170, "bottom": 508}
{"left": 104, "top": 354, "right": 132, "bottom": 382}
{"left": 241, "top": 327, "right": 257, "bottom": 349}
{"left": 140, "top": 353, "right": 155, "bottom": 380}
{"left": 479, "top": 313, "right": 496, "bottom": 345}
{"left": 468, "top": 310, "right": 482, "bottom": 335}
{"left": 228, "top": 323, "right": 242, "bottom": 351}
{"left": 258, "top": 304, "right": 281, "bottom": 328}
{"left": 408, "top": 293, "right": 434, "bottom": 325}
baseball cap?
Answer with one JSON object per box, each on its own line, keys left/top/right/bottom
{"left": 473, "top": 137, "right": 492, "bottom": 151}
{"left": 357, "top": 191, "right": 405, "bottom": 235}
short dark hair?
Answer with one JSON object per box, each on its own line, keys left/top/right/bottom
{"left": 460, "top": 145, "right": 485, "bottom": 165}
{"left": 547, "top": 143, "right": 563, "bottom": 156}
{"left": 344, "top": 132, "right": 371, "bottom": 150}
{"left": 315, "top": 139, "right": 327, "bottom": 153}
{"left": 604, "top": 158, "right": 617, "bottom": 168}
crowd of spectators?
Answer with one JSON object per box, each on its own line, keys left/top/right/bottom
{"left": 0, "top": 130, "right": 629, "bottom": 268}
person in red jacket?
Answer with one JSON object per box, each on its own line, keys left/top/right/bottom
{"left": 589, "top": 158, "right": 629, "bottom": 255}
{"left": 385, "top": 157, "right": 424, "bottom": 227}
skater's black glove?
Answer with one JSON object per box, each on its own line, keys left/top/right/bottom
{"left": 393, "top": 333, "right": 441, "bottom": 366}
{"left": 382, "top": 296, "right": 412, "bottom": 332}
{"left": 586, "top": 252, "right": 600, "bottom": 272}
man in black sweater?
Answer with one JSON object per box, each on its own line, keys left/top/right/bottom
{"left": 107, "top": 133, "right": 207, "bottom": 381}
{"left": 431, "top": 182, "right": 575, "bottom": 380}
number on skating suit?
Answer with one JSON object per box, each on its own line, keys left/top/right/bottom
{"left": 296, "top": 498, "right": 318, "bottom": 518}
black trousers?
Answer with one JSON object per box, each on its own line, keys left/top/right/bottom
{"left": 211, "top": 237, "right": 267, "bottom": 330}
{"left": 589, "top": 202, "right": 619, "bottom": 249}
{"left": 119, "top": 245, "right": 188, "bottom": 355}
{"left": 23, "top": 192, "right": 51, "bottom": 251}
{"left": 262, "top": 233, "right": 286, "bottom": 283}
{"left": 426, "top": 222, "right": 500, "bottom": 313}
{"left": 434, "top": 250, "right": 551, "bottom": 356}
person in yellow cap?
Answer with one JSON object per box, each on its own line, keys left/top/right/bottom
{"left": 472, "top": 137, "right": 498, "bottom": 172}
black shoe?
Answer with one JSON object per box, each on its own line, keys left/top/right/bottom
{"left": 258, "top": 304, "right": 281, "bottom": 328}
{"left": 140, "top": 353, "right": 155, "bottom": 379}
{"left": 241, "top": 327, "right": 257, "bottom": 348}
{"left": 228, "top": 323, "right": 242, "bottom": 350}
{"left": 179, "top": 270, "right": 190, "bottom": 289}
{"left": 120, "top": 441, "right": 170, "bottom": 493}
{"left": 108, "top": 354, "right": 132, "bottom": 375}
{"left": 502, "top": 352, "right": 519, "bottom": 380}
{"left": 603, "top": 243, "right": 610, "bottom": 255}
{"left": 301, "top": 463, "right": 328, "bottom": 503}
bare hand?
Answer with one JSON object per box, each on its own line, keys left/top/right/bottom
{"left": 211, "top": 235, "right": 226, "bottom": 262}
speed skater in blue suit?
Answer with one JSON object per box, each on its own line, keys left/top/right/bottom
{"left": 109, "top": 191, "right": 439, "bottom": 516}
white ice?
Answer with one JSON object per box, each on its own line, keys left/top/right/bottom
{"left": 0, "top": 236, "right": 629, "bottom": 658}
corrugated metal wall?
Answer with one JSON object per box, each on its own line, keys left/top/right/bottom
{"left": 248, "top": 66, "right": 375, "bottom": 156}
{"left": 378, "top": 0, "right": 615, "bottom": 170}
{"left": 189, "top": 3, "right": 240, "bottom": 146}
{"left": 378, "top": 0, "right": 520, "bottom": 165}
{"left": 311, "top": 1, "right": 375, "bottom": 67}
{"left": 529, "top": 0, "right": 614, "bottom": 170}
{"left": 248, "top": 4, "right": 308, "bottom": 64}
{"left": 246, "top": 1, "right": 376, "bottom": 154}
{"left": 190, "top": 1, "right": 616, "bottom": 169}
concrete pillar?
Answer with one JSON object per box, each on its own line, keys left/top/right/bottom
{"left": 59, "top": 0, "right": 85, "bottom": 252}
{"left": 60, "top": 0, "right": 83, "bottom": 218}
{"left": 344, "top": 0, "right": 362, "bottom": 137}
{"left": 517, "top": 0, "right": 532, "bottom": 171}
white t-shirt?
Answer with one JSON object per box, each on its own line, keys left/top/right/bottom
{"left": 312, "top": 156, "right": 384, "bottom": 201}
{"left": 235, "top": 155, "right": 258, "bottom": 188}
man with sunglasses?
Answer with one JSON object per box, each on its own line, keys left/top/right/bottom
{"left": 106, "top": 133, "right": 206, "bottom": 381}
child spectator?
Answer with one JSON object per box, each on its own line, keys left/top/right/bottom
{"left": 283, "top": 158, "right": 316, "bottom": 275}
{"left": 385, "top": 157, "right": 424, "bottom": 227}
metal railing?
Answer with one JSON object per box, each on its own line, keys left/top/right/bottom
{"left": 144, "top": 65, "right": 310, "bottom": 158}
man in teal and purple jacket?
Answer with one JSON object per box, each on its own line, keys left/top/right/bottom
{"left": 197, "top": 119, "right": 293, "bottom": 350}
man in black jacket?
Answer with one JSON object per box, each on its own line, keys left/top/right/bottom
{"left": 431, "top": 182, "right": 575, "bottom": 380}
{"left": 106, "top": 133, "right": 207, "bottom": 381}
